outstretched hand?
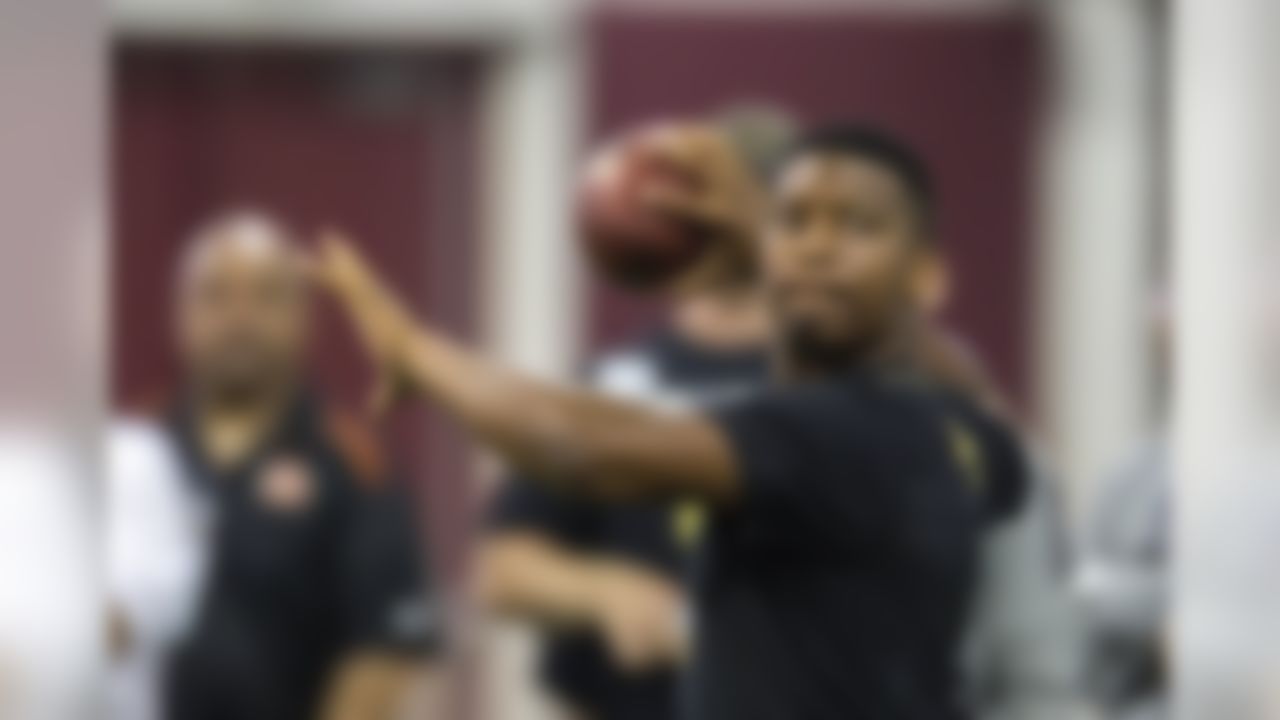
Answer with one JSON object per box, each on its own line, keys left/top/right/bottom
{"left": 310, "top": 230, "right": 418, "bottom": 417}
{"left": 640, "top": 123, "right": 763, "bottom": 293}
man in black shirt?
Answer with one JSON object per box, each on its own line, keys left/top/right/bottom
{"left": 108, "top": 211, "right": 441, "bottom": 720}
{"left": 315, "top": 123, "right": 1026, "bottom": 720}
{"left": 480, "top": 290, "right": 769, "bottom": 720}
{"left": 163, "top": 394, "right": 439, "bottom": 720}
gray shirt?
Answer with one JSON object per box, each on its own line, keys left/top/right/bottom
{"left": 1075, "top": 437, "right": 1169, "bottom": 720}
{"left": 964, "top": 458, "right": 1084, "bottom": 720}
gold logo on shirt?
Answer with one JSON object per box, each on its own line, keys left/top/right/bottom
{"left": 945, "top": 419, "right": 986, "bottom": 495}
{"left": 258, "top": 455, "right": 316, "bottom": 513}
{"left": 672, "top": 500, "right": 705, "bottom": 550}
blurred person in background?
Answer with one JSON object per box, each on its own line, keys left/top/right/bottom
{"left": 314, "top": 123, "right": 1030, "bottom": 720}
{"left": 0, "top": 229, "right": 100, "bottom": 720}
{"left": 107, "top": 211, "right": 442, "bottom": 720}
{"left": 912, "top": 333, "right": 1081, "bottom": 720}
{"left": 476, "top": 108, "right": 785, "bottom": 720}
{"left": 1075, "top": 289, "right": 1172, "bottom": 720}
{"left": 477, "top": 269, "right": 769, "bottom": 720}
{"left": 908, "top": 232, "right": 1080, "bottom": 720}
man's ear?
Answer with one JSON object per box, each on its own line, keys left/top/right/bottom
{"left": 911, "top": 250, "right": 951, "bottom": 317}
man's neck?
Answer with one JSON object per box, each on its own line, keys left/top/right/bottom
{"left": 779, "top": 316, "right": 921, "bottom": 383}
{"left": 192, "top": 381, "right": 295, "bottom": 470}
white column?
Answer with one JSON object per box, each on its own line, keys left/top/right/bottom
{"left": 1036, "top": 0, "right": 1157, "bottom": 524}
{"left": 1174, "top": 1, "right": 1280, "bottom": 717}
{"left": 480, "top": 29, "right": 585, "bottom": 380}
{"left": 476, "top": 21, "right": 585, "bottom": 720}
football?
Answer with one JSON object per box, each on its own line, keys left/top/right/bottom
{"left": 576, "top": 124, "right": 713, "bottom": 290}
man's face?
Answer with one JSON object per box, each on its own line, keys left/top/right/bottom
{"left": 761, "top": 152, "right": 932, "bottom": 365}
{"left": 176, "top": 223, "right": 310, "bottom": 400}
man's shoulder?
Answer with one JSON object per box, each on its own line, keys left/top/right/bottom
{"left": 586, "top": 336, "right": 667, "bottom": 397}
{"left": 734, "top": 371, "right": 1015, "bottom": 482}
{"left": 742, "top": 369, "right": 912, "bottom": 420}
{"left": 929, "top": 390, "right": 1030, "bottom": 524}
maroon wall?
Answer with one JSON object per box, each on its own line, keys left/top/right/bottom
{"left": 586, "top": 10, "right": 1042, "bottom": 406}
{"left": 113, "top": 45, "right": 482, "bottom": 576}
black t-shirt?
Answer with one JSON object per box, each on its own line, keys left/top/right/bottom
{"left": 690, "top": 369, "right": 1024, "bottom": 720}
{"left": 489, "top": 328, "right": 769, "bottom": 720}
{"left": 164, "top": 393, "right": 440, "bottom": 720}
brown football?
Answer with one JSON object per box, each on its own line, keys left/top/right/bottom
{"left": 576, "top": 125, "right": 712, "bottom": 290}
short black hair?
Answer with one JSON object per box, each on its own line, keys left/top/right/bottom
{"left": 782, "top": 124, "right": 937, "bottom": 238}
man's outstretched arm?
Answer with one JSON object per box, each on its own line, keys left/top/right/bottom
{"left": 315, "top": 236, "right": 741, "bottom": 505}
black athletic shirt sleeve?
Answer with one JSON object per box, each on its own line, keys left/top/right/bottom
{"left": 339, "top": 482, "right": 444, "bottom": 656}
{"left": 970, "top": 410, "right": 1030, "bottom": 524}
{"left": 709, "top": 382, "right": 899, "bottom": 542}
